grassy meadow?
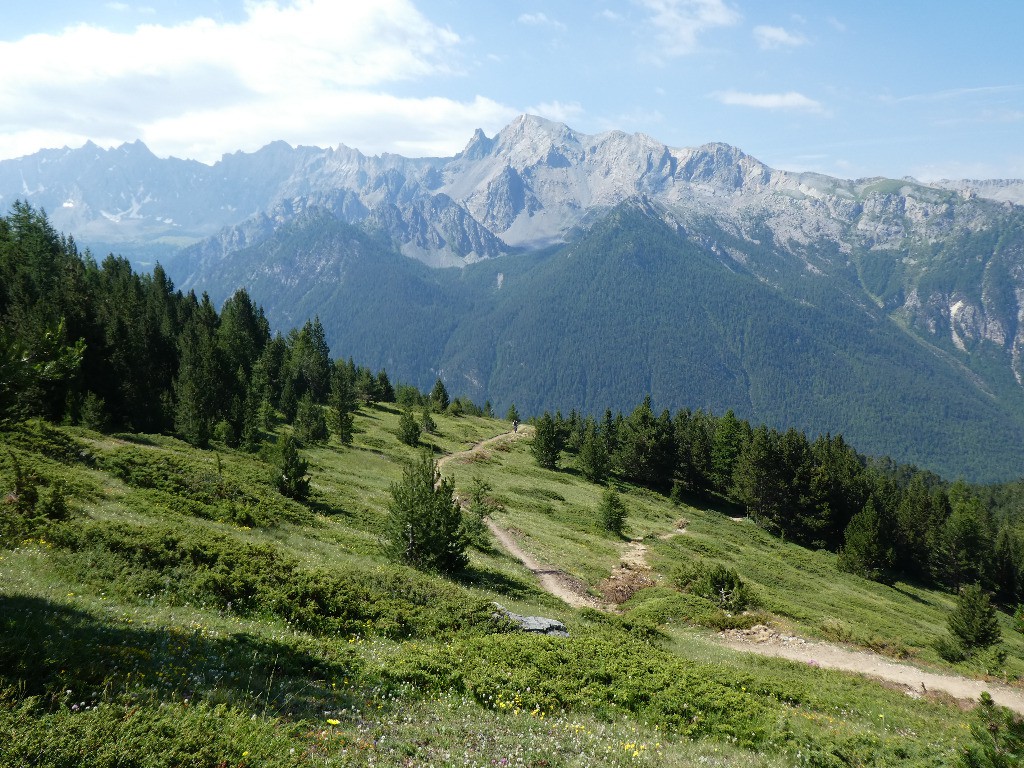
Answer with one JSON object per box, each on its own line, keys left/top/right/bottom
{"left": 1, "top": 406, "right": 1020, "bottom": 766}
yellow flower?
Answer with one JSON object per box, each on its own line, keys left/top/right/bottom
{"left": 327, "top": 718, "right": 340, "bottom": 725}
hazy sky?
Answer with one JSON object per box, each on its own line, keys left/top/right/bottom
{"left": 3, "top": 1, "right": 1022, "bottom": 181}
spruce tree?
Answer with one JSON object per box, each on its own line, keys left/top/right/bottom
{"left": 599, "top": 487, "right": 627, "bottom": 535}
{"left": 398, "top": 409, "right": 421, "bottom": 446}
{"left": 948, "top": 583, "right": 1001, "bottom": 651}
{"left": 430, "top": 378, "right": 450, "bottom": 412}
{"left": 277, "top": 435, "right": 310, "bottom": 501}
{"left": 531, "top": 411, "right": 561, "bottom": 469}
{"left": 384, "top": 450, "right": 467, "bottom": 572}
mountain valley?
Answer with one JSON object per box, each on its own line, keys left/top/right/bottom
{"left": 4, "top": 116, "right": 1024, "bottom": 480}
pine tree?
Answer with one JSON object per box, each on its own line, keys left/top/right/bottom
{"left": 421, "top": 407, "right": 437, "bottom": 435}
{"left": 936, "top": 493, "right": 992, "bottom": 590}
{"left": 710, "top": 409, "right": 747, "bottom": 495}
{"left": 614, "top": 397, "right": 674, "bottom": 491}
{"left": 599, "top": 487, "right": 627, "bottom": 535}
{"left": 398, "top": 409, "right": 421, "bottom": 446}
{"left": 328, "top": 363, "right": 356, "bottom": 445}
{"left": 894, "top": 472, "right": 939, "bottom": 580}
{"left": 238, "top": 383, "right": 264, "bottom": 453}
{"left": 505, "top": 403, "right": 520, "bottom": 423}
{"left": 276, "top": 435, "right": 310, "bottom": 501}
{"left": 960, "top": 691, "right": 1024, "bottom": 768}
{"left": 838, "top": 498, "right": 892, "bottom": 581}
{"left": 384, "top": 450, "right": 467, "bottom": 573}
{"left": 173, "top": 309, "right": 220, "bottom": 448}
{"left": 948, "top": 583, "right": 1001, "bottom": 651}
{"left": 430, "top": 378, "right": 450, "bottom": 412}
{"left": 578, "top": 421, "right": 610, "bottom": 484}
{"left": 734, "top": 425, "right": 787, "bottom": 530}
{"left": 531, "top": 411, "right": 561, "bottom": 469}
{"left": 355, "top": 366, "right": 377, "bottom": 405}
{"left": 78, "top": 390, "right": 109, "bottom": 432}
{"left": 993, "top": 525, "right": 1023, "bottom": 605}
{"left": 375, "top": 369, "right": 395, "bottom": 403}
{"left": 294, "top": 392, "right": 328, "bottom": 445}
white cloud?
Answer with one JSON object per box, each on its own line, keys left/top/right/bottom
{"left": 0, "top": 0, "right": 512, "bottom": 162}
{"left": 827, "top": 16, "right": 847, "bottom": 33}
{"left": 714, "top": 90, "right": 823, "bottom": 112}
{"left": 886, "top": 85, "right": 1022, "bottom": 104}
{"left": 518, "top": 12, "right": 566, "bottom": 30}
{"left": 525, "top": 100, "right": 584, "bottom": 124}
{"left": 752, "top": 25, "right": 806, "bottom": 50}
{"left": 638, "top": 0, "right": 741, "bottom": 57}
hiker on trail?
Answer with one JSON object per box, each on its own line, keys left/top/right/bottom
{"left": 512, "top": 419, "right": 519, "bottom": 433}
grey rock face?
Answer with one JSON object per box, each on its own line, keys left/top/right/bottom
{"left": 492, "top": 603, "right": 568, "bottom": 637}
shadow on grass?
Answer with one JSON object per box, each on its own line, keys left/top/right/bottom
{"left": 454, "top": 564, "right": 547, "bottom": 602}
{"left": 0, "top": 593, "right": 357, "bottom": 717}
{"left": 672, "top": 488, "right": 746, "bottom": 519}
{"left": 889, "top": 582, "right": 938, "bottom": 606}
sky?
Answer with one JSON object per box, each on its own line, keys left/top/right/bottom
{"left": 2, "top": 1, "right": 1023, "bottom": 181}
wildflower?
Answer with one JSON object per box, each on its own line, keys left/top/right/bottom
{"left": 327, "top": 719, "right": 340, "bottom": 725}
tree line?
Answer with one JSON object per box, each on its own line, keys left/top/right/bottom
{"left": 531, "top": 396, "right": 1024, "bottom": 607}
{"left": 0, "top": 201, "right": 413, "bottom": 452}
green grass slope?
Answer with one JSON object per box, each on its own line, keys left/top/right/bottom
{"left": 2, "top": 410, "right": 1020, "bottom": 766}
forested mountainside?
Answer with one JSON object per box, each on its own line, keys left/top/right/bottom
{"left": 165, "top": 202, "right": 1024, "bottom": 483}
{"left": 6, "top": 116, "right": 1024, "bottom": 480}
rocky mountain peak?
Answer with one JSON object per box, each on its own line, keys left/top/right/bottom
{"left": 458, "top": 128, "right": 494, "bottom": 161}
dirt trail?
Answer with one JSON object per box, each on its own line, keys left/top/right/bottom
{"left": 437, "top": 426, "right": 607, "bottom": 610}
{"left": 484, "top": 518, "right": 608, "bottom": 610}
{"left": 438, "top": 430, "right": 1024, "bottom": 713}
{"left": 436, "top": 425, "right": 533, "bottom": 475}
{"left": 718, "top": 626, "right": 1024, "bottom": 715}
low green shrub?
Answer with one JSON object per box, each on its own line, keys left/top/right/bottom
{"left": 670, "top": 560, "right": 755, "bottom": 612}
{"left": 0, "top": 695, "right": 301, "bottom": 768}
{"left": 50, "top": 520, "right": 496, "bottom": 639}
{"left": 625, "top": 588, "right": 766, "bottom": 631}
{"left": 1, "top": 421, "right": 93, "bottom": 465}
{"left": 379, "top": 630, "right": 780, "bottom": 749}
{"left": 0, "top": 450, "right": 74, "bottom": 545}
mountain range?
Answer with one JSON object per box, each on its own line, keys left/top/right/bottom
{"left": 4, "top": 115, "right": 1024, "bottom": 482}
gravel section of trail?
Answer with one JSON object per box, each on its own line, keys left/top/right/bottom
{"left": 719, "top": 625, "right": 1024, "bottom": 714}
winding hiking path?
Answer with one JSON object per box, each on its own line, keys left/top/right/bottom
{"left": 483, "top": 518, "right": 607, "bottom": 610}
{"left": 438, "top": 429, "right": 1024, "bottom": 714}
{"left": 436, "top": 426, "right": 533, "bottom": 475}
{"left": 438, "top": 426, "right": 608, "bottom": 610}
{"left": 718, "top": 626, "right": 1024, "bottom": 714}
